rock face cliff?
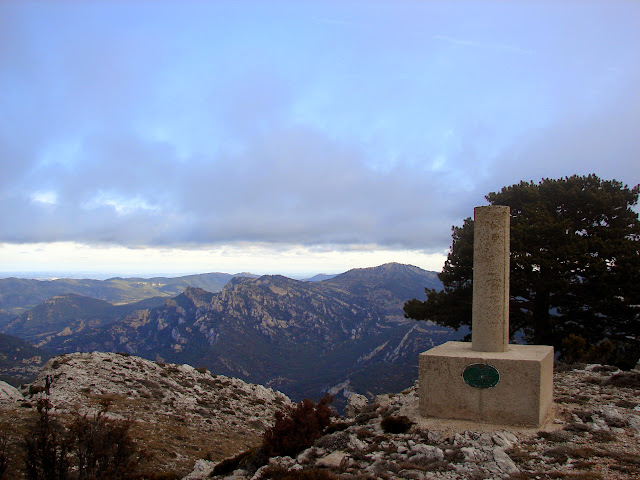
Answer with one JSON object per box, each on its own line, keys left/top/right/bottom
{"left": 34, "top": 264, "right": 456, "bottom": 406}
{"left": 0, "top": 351, "right": 290, "bottom": 477}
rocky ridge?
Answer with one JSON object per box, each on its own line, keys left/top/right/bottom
{"left": 0, "top": 351, "right": 291, "bottom": 477}
{"left": 33, "top": 264, "right": 452, "bottom": 408}
{"left": 189, "top": 363, "right": 640, "bottom": 480}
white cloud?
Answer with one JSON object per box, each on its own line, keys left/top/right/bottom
{"left": 31, "top": 190, "right": 58, "bottom": 206}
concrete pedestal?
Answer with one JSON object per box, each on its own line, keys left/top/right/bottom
{"left": 419, "top": 341, "right": 554, "bottom": 427}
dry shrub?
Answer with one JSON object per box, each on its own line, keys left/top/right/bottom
{"left": 323, "top": 421, "right": 348, "bottom": 435}
{"left": 537, "top": 431, "right": 574, "bottom": 443}
{"left": 0, "top": 429, "right": 9, "bottom": 480}
{"left": 210, "top": 446, "right": 263, "bottom": 477}
{"left": 603, "top": 372, "right": 640, "bottom": 388}
{"left": 543, "top": 445, "right": 601, "bottom": 464}
{"left": 68, "top": 410, "right": 142, "bottom": 480}
{"left": 380, "top": 415, "right": 413, "bottom": 434}
{"left": 24, "top": 399, "right": 71, "bottom": 480}
{"left": 262, "top": 394, "right": 334, "bottom": 458}
{"left": 23, "top": 398, "right": 143, "bottom": 480}
{"left": 261, "top": 466, "right": 340, "bottom": 480}
{"left": 589, "top": 430, "right": 617, "bottom": 443}
{"left": 614, "top": 398, "right": 638, "bottom": 409}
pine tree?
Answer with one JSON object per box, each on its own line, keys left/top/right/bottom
{"left": 405, "top": 174, "right": 640, "bottom": 368}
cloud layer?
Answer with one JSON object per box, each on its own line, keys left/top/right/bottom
{"left": 1, "top": 2, "right": 639, "bottom": 256}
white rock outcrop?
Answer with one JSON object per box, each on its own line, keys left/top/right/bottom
{"left": 0, "top": 380, "right": 23, "bottom": 403}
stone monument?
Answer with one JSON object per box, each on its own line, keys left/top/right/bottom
{"left": 418, "top": 205, "right": 554, "bottom": 426}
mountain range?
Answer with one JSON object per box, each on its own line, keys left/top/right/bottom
{"left": 1, "top": 263, "right": 460, "bottom": 408}
{"left": 0, "top": 271, "right": 257, "bottom": 326}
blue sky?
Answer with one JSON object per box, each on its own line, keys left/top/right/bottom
{"left": 1, "top": 1, "right": 639, "bottom": 277}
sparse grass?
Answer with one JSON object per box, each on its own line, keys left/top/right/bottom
{"left": 590, "top": 365, "right": 619, "bottom": 373}
{"left": 259, "top": 466, "right": 340, "bottom": 480}
{"left": 555, "top": 395, "right": 590, "bottom": 405}
{"left": 544, "top": 445, "right": 601, "bottom": 464}
{"left": 538, "top": 431, "right": 574, "bottom": 443}
{"left": 590, "top": 430, "right": 617, "bottom": 443}
{"left": 510, "top": 473, "right": 602, "bottom": 480}
{"left": 355, "top": 427, "right": 374, "bottom": 439}
{"left": 563, "top": 422, "right": 592, "bottom": 433}
{"left": 583, "top": 376, "right": 603, "bottom": 385}
{"left": 505, "top": 445, "right": 535, "bottom": 465}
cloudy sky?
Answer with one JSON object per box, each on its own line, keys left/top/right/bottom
{"left": 1, "top": 1, "right": 639, "bottom": 278}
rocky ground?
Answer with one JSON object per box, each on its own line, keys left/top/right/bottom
{"left": 190, "top": 363, "right": 640, "bottom": 480}
{"left": 1, "top": 354, "right": 638, "bottom": 479}
{"left": 0, "top": 351, "right": 291, "bottom": 478}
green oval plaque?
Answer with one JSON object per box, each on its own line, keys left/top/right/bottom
{"left": 463, "top": 363, "right": 500, "bottom": 389}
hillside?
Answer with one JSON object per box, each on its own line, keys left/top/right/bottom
{"left": 0, "top": 333, "right": 51, "bottom": 385}
{"left": 23, "top": 264, "right": 455, "bottom": 407}
{"left": 0, "top": 271, "right": 243, "bottom": 326}
{"left": 2, "top": 355, "right": 638, "bottom": 479}
{"left": 3, "top": 293, "right": 167, "bottom": 346}
{"left": 0, "top": 351, "right": 291, "bottom": 478}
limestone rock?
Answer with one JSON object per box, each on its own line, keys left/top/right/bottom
{"left": 202, "top": 363, "right": 640, "bottom": 480}
{"left": 12, "top": 352, "right": 291, "bottom": 475}
{"left": 315, "top": 451, "right": 347, "bottom": 468}
{"left": 345, "top": 393, "right": 368, "bottom": 418}
{"left": 0, "top": 380, "right": 23, "bottom": 403}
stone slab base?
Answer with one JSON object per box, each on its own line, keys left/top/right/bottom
{"left": 419, "top": 341, "right": 554, "bottom": 427}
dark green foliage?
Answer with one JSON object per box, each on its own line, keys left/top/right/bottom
{"left": 24, "top": 399, "right": 71, "bottom": 480}
{"left": 405, "top": 175, "right": 640, "bottom": 367}
{"left": 562, "top": 335, "right": 638, "bottom": 370}
{"left": 262, "top": 394, "right": 334, "bottom": 458}
{"left": 380, "top": 415, "right": 413, "bottom": 434}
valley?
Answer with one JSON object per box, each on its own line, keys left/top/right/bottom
{"left": 0, "top": 263, "right": 461, "bottom": 408}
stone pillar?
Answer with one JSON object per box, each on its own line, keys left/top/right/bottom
{"left": 418, "top": 204, "right": 554, "bottom": 427}
{"left": 472, "top": 206, "right": 510, "bottom": 352}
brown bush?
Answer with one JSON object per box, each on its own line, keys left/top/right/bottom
{"left": 24, "top": 399, "right": 71, "bottom": 480}
{"left": 68, "top": 410, "right": 142, "bottom": 480}
{"left": 380, "top": 415, "right": 413, "bottom": 434}
{"left": 23, "top": 398, "right": 143, "bottom": 480}
{"left": 262, "top": 394, "right": 334, "bottom": 458}
{"left": 0, "top": 429, "right": 9, "bottom": 480}
{"left": 261, "top": 465, "right": 340, "bottom": 480}
{"left": 603, "top": 372, "right": 640, "bottom": 388}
